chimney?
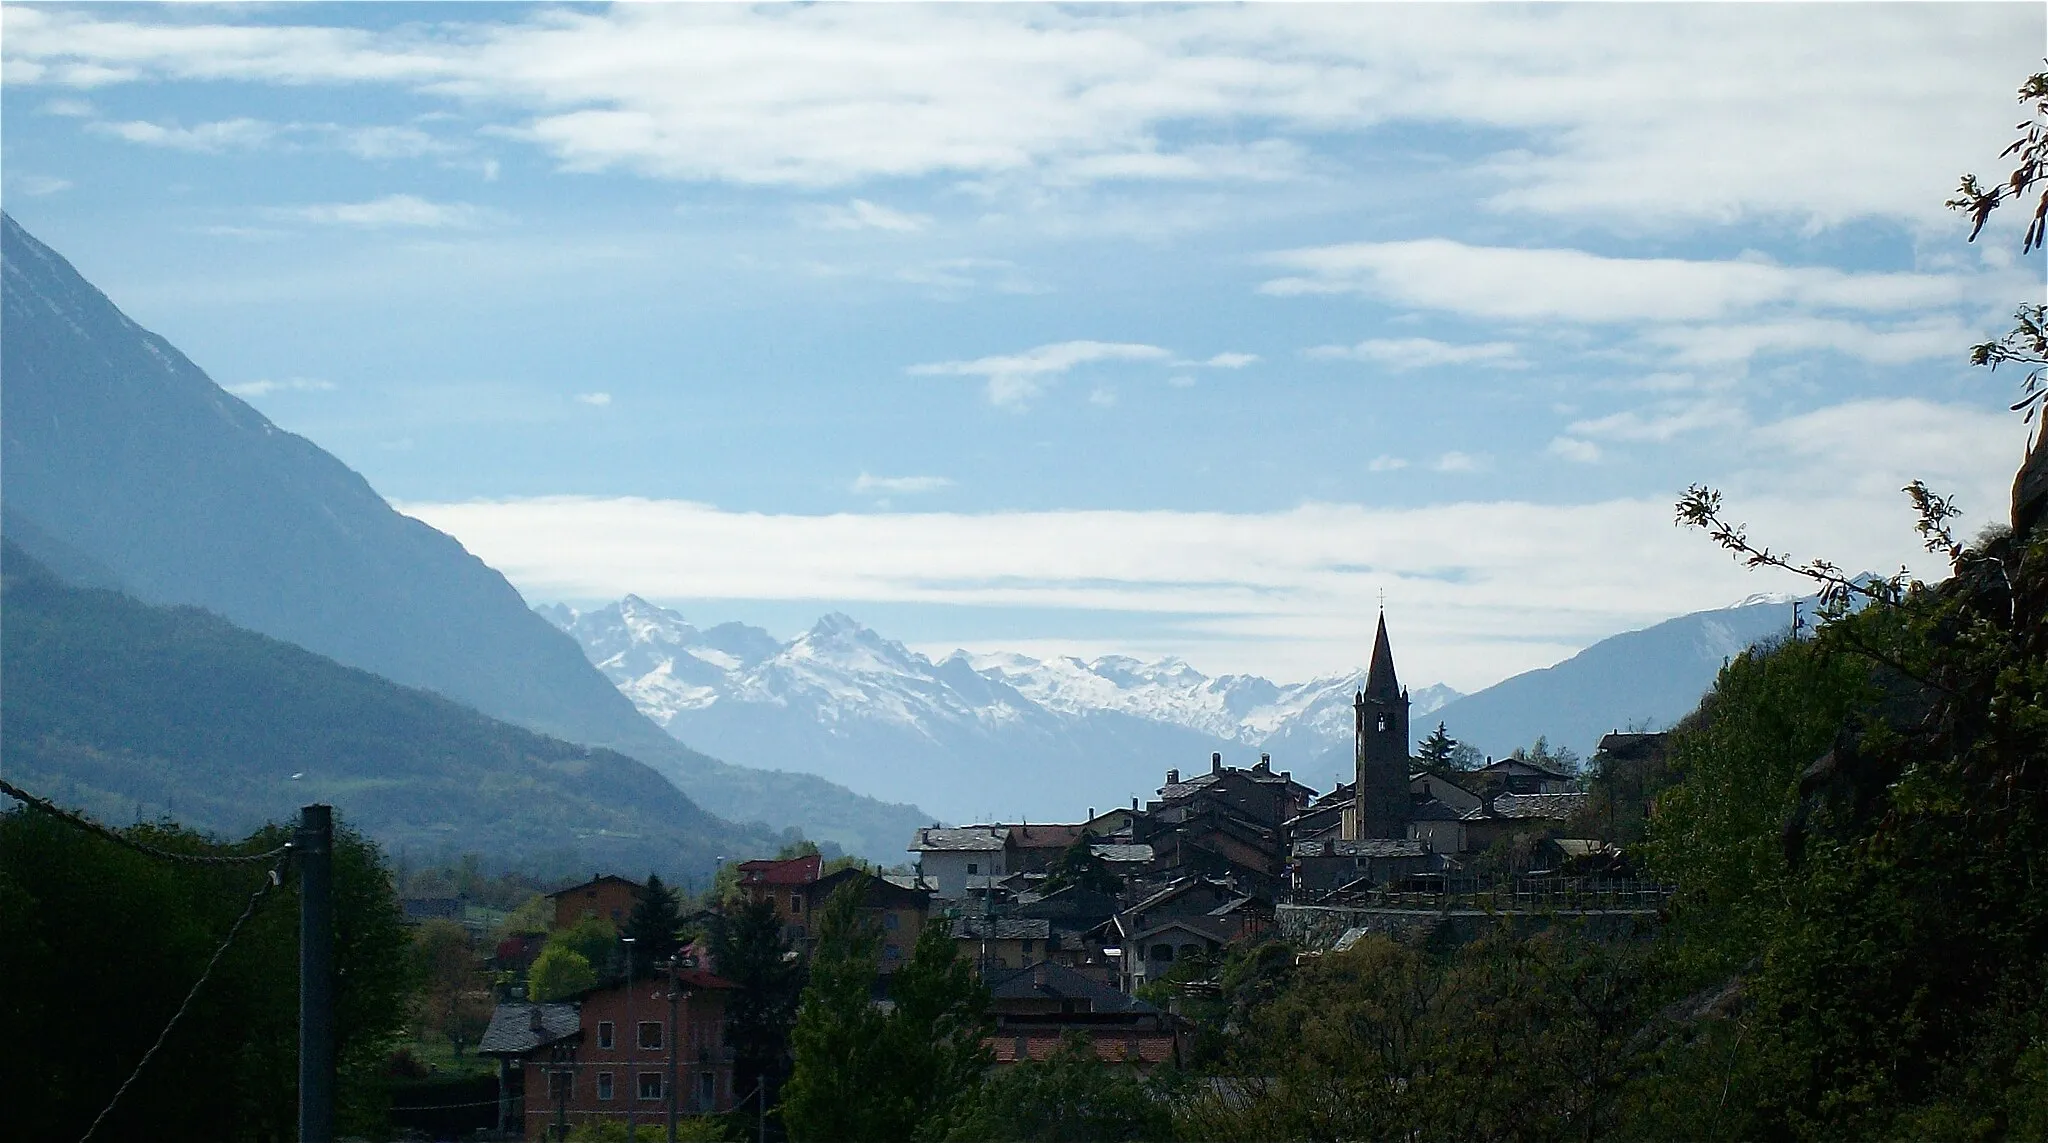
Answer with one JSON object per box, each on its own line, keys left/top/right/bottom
{"left": 1033, "top": 962, "right": 1049, "bottom": 989}
{"left": 1131, "top": 796, "right": 1138, "bottom": 811}
{"left": 1211, "top": 752, "right": 1223, "bottom": 773}
{"left": 1166, "top": 769, "right": 1180, "bottom": 785}
{"left": 1257, "top": 753, "right": 1271, "bottom": 772}
{"left": 1088, "top": 807, "right": 1095, "bottom": 821}
{"left": 528, "top": 1005, "right": 544, "bottom": 1034}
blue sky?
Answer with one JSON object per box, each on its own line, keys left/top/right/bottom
{"left": 4, "top": 2, "right": 2042, "bottom": 690}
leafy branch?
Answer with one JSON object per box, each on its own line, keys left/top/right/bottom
{"left": 1951, "top": 69, "right": 2048, "bottom": 425}
{"left": 1673, "top": 484, "right": 1906, "bottom": 614}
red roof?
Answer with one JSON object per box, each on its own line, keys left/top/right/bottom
{"left": 737, "top": 854, "right": 821, "bottom": 886}
{"left": 669, "top": 966, "right": 738, "bottom": 991}
{"left": 990, "top": 1031, "right": 1176, "bottom": 1065}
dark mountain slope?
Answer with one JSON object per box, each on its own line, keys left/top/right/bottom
{"left": 0, "top": 211, "right": 925, "bottom": 859}
{"left": 0, "top": 543, "right": 782, "bottom": 875}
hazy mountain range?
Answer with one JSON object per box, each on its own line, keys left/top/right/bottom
{"left": 543, "top": 592, "right": 1798, "bottom": 823}
{"left": 0, "top": 211, "right": 925, "bottom": 862}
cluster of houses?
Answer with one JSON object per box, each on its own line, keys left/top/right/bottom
{"left": 472, "top": 614, "right": 1638, "bottom": 1136}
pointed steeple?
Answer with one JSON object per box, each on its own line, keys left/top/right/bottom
{"left": 1364, "top": 610, "right": 1400, "bottom": 700}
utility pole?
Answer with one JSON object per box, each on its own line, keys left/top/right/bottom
{"left": 623, "top": 936, "right": 638, "bottom": 1143}
{"left": 297, "top": 804, "right": 334, "bottom": 1143}
{"left": 666, "top": 951, "right": 681, "bottom": 1143}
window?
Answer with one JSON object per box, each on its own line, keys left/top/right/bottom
{"left": 547, "top": 1070, "right": 573, "bottom": 1101}
{"left": 1150, "top": 943, "right": 1173, "bottom": 962}
{"left": 597, "top": 1021, "right": 615, "bottom": 1050}
{"left": 639, "top": 1072, "right": 664, "bottom": 1101}
{"left": 1021, "top": 939, "right": 1034, "bottom": 955}
{"left": 597, "top": 1072, "right": 615, "bottom": 1101}
{"left": 966, "top": 862, "right": 978, "bottom": 875}
{"left": 1179, "top": 943, "right": 1203, "bottom": 960}
{"left": 883, "top": 912, "right": 900, "bottom": 930}
{"left": 698, "top": 1072, "right": 716, "bottom": 1107}
{"left": 1376, "top": 714, "right": 1387, "bottom": 732}
{"left": 790, "top": 893, "right": 803, "bottom": 915}
{"left": 883, "top": 943, "right": 901, "bottom": 961}
{"left": 638, "top": 1021, "right": 664, "bottom": 1050}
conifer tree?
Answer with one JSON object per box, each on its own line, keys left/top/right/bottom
{"left": 711, "top": 896, "right": 806, "bottom": 1106}
{"left": 623, "top": 872, "right": 683, "bottom": 974}
{"left": 1417, "top": 721, "right": 1460, "bottom": 770}
{"left": 780, "top": 880, "right": 890, "bottom": 1141}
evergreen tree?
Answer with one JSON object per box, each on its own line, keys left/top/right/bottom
{"left": 623, "top": 872, "right": 683, "bottom": 974}
{"left": 711, "top": 896, "right": 806, "bottom": 1108}
{"left": 884, "top": 917, "right": 993, "bottom": 1136}
{"left": 780, "top": 880, "right": 891, "bottom": 1141}
{"left": 1417, "top": 722, "right": 1459, "bottom": 770}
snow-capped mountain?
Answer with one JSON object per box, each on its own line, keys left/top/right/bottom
{"left": 538, "top": 596, "right": 1453, "bottom": 824}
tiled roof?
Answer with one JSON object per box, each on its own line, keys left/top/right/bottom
{"left": 1089, "top": 844, "right": 1153, "bottom": 863}
{"left": 1478, "top": 757, "right": 1575, "bottom": 781}
{"left": 737, "top": 854, "right": 821, "bottom": 886}
{"left": 1408, "top": 798, "right": 1465, "bottom": 823}
{"left": 952, "top": 916, "right": 1052, "bottom": 941}
{"left": 544, "top": 873, "right": 642, "bottom": 900}
{"left": 911, "top": 826, "right": 1009, "bottom": 852}
{"left": 991, "top": 1031, "right": 1176, "bottom": 1066}
{"left": 1292, "top": 838, "right": 1427, "bottom": 859}
{"left": 478, "top": 1002, "right": 580, "bottom": 1055}
{"left": 1009, "top": 824, "right": 1087, "bottom": 850}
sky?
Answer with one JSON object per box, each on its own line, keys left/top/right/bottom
{"left": 4, "top": 2, "right": 2043, "bottom": 692}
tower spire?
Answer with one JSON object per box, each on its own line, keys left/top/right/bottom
{"left": 1364, "top": 610, "right": 1400, "bottom": 700}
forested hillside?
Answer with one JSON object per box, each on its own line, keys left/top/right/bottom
{"left": 0, "top": 543, "right": 789, "bottom": 877}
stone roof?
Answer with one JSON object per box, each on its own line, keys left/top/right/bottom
{"left": 952, "top": 916, "right": 1053, "bottom": 941}
{"left": 1009, "top": 824, "right": 1088, "bottom": 850}
{"left": 1089, "top": 843, "right": 1153, "bottom": 863}
{"left": 911, "top": 826, "right": 1009, "bottom": 852}
{"left": 1471, "top": 792, "right": 1591, "bottom": 821}
{"left": 986, "top": 960, "right": 1157, "bottom": 1014}
{"left": 478, "top": 1002, "right": 580, "bottom": 1056}
{"left": 1291, "top": 838, "right": 1428, "bottom": 859}
{"left": 1409, "top": 798, "right": 1465, "bottom": 823}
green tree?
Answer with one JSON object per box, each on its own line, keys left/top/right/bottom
{"left": 0, "top": 808, "right": 410, "bottom": 1142}
{"left": 1416, "top": 721, "right": 1459, "bottom": 770}
{"left": 529, "top": 945, "right": 598, "bottom": 1002}
{"left": 941, "top": 1034, "right": 1171, "bottom": 1142}
{"left": 624, "top": 872, "right": 684, "bottom": 973}
{"left": 780, "top": 880, "right": 892, "bottom": 1141}
{"left": 884, "top": 916, "right": 993, "bottom": 1137}
{"left": 412, "top": 918, "right": 492, "bottom": 1055}
{"left": 711, "top": 896, "right": 806, "bottom": 1106}
{"left": 1041, "top": 835, "right": 1121, "bottom": 895}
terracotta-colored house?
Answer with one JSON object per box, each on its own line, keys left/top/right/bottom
{"left": 797, "top": 867, "right": 930, "bottom": 972}
{"left": 480, "top": 965, "right": 737, "bottom": 1136}
{"left": 734, "top": 853, "right": 823, "bottom": 941}
{"left": 547, "top": 874, "right": 644, "bottom": 932}
{"left": 984, "top": 961, "right": 1187, "bottom": 1073}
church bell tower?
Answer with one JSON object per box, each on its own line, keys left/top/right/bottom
{"left": 1352, "top": 610, "right": 1412, "bottom": 839}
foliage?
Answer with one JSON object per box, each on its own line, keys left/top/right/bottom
{"left": 711, "top": 896, "right": 806, "bottom": 1104}
{"left": 781, "top": 881, "right": 991, "bottom": 1141}
{"left": 940, "top": 1035, "right": 1173, "bottom": 1142}
{"left": 1042, "top": 835, "right": 1123, "bottom": 895}
{"left": 1508, "top": 734, "right": 1582, "bottom": 777}
{"left": 528, "top": 945, "right": 597, "bottom": 1002}
{"left": 410, "top": 918, "right": 493, "bottom": 1055}
{"left": 780, "top": 880, "right": 892, "bottom": 1141}
{"left": 566, "top": 1115, "right": 730, "bottom": 1141}
{"left": 1416, "top": 721, "right": 1459, "bottom": 769}
{"left": 625, "top": 872, "right": 685, "bottom": 973}
{"left": 0, "top": 808, "right": 411, "bottom": 1142}
{"left": 547, "top": 915, "right": 622, "bottom": 977}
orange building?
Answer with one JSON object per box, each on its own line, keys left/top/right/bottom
{"left": 734, "top": 854, "right": 822, "bottom": 938}
{"left": 548, "top": 874, "right": 645, "bottom": 931}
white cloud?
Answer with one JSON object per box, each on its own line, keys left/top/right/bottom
{"left": 1307, "top": 337, "right": 1521, "bottom": 370}
{"left": 1643, "top": 317, "right": 1979, "bottom": 366}
{"left": 267, "top": 194, "right": 498, "bottom": 229}
{"left": 806, "top": 199, "right": 931, "bottom": 232}
{"left": 93, "top": 117, "right": 277, "bottom": 152}
{"left": 1201, "top": 352, "right": 1259, "bottom": 369}
{"left": 1262, "top": 240, "right": 1964, "bottom": 324}
{"left": 1433, "top": 451, "right": 1481, "bottom": 473}
{"left": 1367, "top": 455, "right": 1408, "bottom": 472}
{"left": 1088, "top": 387, "right": 1118, "bottom": 407}
{"left": 398, "top": 399, "right": 2027, "bottom": 688}
{"left": 574, "top": 392, "right": 612, "bottom": 407}
{"left": 11, "top": 174, "right": 72, "bottom": 196}
{"left": 853, "top": 472, "right": 952, "bottom": 495}
{"left": 1567, "top": 399, "right": 1745, "bottom": 444}
{"left": 336, "top": 124, "right": 453, "bottom": 160}
{"left": 224, "top": 377, "right": 336, "bottom": 397}
{"left": 7, "top": 4, "right": 2034, "bottom": 225}
{"left": 909, "top": 340, "right": 1172, "bottom": 408}
{"left": 1547, "top": 437, "right": 1601, "bottom": 464}
{"left": 41, "top": 97, "right": 92, "bottom": 116}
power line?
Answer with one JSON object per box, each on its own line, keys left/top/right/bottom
{"left": 79, "top": 851, "right": 292, "bottom": 1143}
{"left": 0, "top": 777, "right": 292, "bottom": 866}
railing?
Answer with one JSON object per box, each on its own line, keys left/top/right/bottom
{"left": 1291, "top": 877, "right": 1675, "bottom": 913}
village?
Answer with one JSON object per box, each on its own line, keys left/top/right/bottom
{"left": 456, "top": 615, "right": 1667, "bottom": 1138}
